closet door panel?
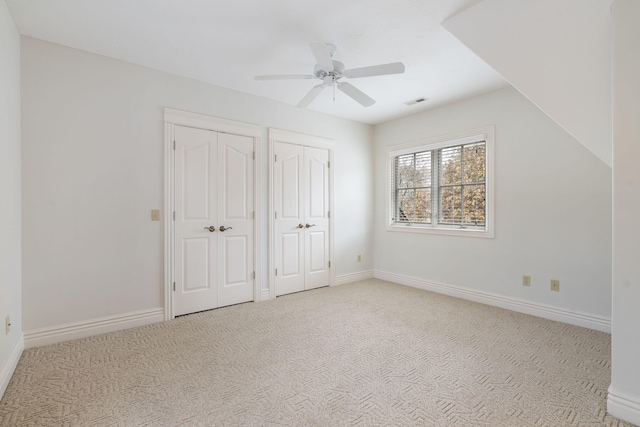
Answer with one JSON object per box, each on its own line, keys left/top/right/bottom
{"left": 174, "top": 125, "right": 218, "bottom": 315}
{"left": 217, "top": 132, "right": 254, "bottom": 308}
{"left": 274, "top": 142, "right": 305, "bottom": 296}
{"left": 304, "top": 146, "right": 330, "bottom": 291}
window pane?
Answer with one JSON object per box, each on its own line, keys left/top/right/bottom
{"left": 463, "top": 143, "right": 486, "bottom": 184}
{"left": 463, "top": 184, "right": 486, "bottom": 225}
{"left": 397, "top": 188, "right": 431, "bottom": 223}
{"left": 440, "top": 146, "right": 461, "bottom": 185}
{"left": 396, "top": 189, "right": 414, "bottom": 222}
{"left": 440, "top": 185, "right": 462, "bottom": 224}
{"left": 396, "top": 154, "right": 414, "bottom": 188}
{"left": 414, "top": 151, "right": 431, "bottom": 187}
{"left": 415, "top": 188, "right": 431, "bottom": 223}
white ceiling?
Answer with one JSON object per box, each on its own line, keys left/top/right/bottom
{"left": 6, "top": 0, "right": 508, "bottom": 125}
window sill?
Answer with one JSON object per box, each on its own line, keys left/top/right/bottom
{"left": 386, "top": 224, "right": 494, "bottom": 239}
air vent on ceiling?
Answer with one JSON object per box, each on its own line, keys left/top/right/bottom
{"left": 404, "top": 97, "right": 429, "bottom": 106}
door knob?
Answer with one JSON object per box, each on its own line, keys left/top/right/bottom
{"left": 219, "top": 226, "right": 233, "bottom": 232}
{"left": 296, "top": 223, "right": 304, "bottom": 229}
{"left": 305, "top": 223, "right": 316, "bottom": 228}
{"left": 203, "top": 226, "right": 216, "bottom": 232}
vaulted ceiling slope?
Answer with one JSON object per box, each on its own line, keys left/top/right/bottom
{"left": 6, "top": 0, "right": 507, "bottom": 124}
{"left": 444, "top": 0, "right": 613, "bottom": 167}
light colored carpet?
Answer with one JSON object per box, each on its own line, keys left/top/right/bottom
{"left": 0, "top": 279, "right": 633, "bottom": 426}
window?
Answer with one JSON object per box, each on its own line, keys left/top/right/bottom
{"left": 387, "top": 127, "right": 494, "bottom": 238}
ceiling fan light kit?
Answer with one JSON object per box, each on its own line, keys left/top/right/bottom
{"left": 255, "top": 42, "right": 405, "bottom": 109}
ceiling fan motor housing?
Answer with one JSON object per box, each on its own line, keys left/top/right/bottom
{"left": 314, "top": 60, "right": 345, "bottom": 80}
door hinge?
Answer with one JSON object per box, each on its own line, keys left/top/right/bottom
{"left": 252, "top": 271, "right": 256, "bottom": 279}
{"left": 328, "top": 211, "right": 330, "bottom": 218}
{"left": 275, "top": 211, "right": 278, "bottom": 219}
{"left": 329, "top": 261, "right": 331, "bottom": 268}
{"left": 252, "top": 211, "right": 255, "bottom": 219}
{"left": 173, "top": 211, "right": 176, "bottom": 221}
{"left": 173, "top": 282, "right": 176, "bottom": 292}
{"left": 328, "top": 160, "right": 330, "bottom": 168}
{"left": 252, "top": 151, "right": 255, "bottom": 160}
{"left": 173, "top": 141, "right": 176, "bottom": 150}
{"left": 275, "top": 154, "right": 277, "bottom": 162}
{"left": 275, "top": 268, "right": 278, "bottom": 276}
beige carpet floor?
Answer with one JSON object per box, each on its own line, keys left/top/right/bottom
{"left": 0, "top": 279, "right": 634, "bottom": 426}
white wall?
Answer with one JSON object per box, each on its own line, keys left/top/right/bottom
{"left": 373, "top": 87, "right": 612, "bottom": 321}
{"left": 609, "top": 0, "right": 640, "bottom": 424}
{"left": 21, "top": 37, "right": 373, "bottom": 331}
{"left": 0, "top": 0, "right": 22, "bottom": 396}
{"left": 443, "top": 0, "right": 613, "bottom": 167}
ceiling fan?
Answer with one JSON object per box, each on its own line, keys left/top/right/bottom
{"left": 255, "top": 42, "right": 405, "bottom": 108}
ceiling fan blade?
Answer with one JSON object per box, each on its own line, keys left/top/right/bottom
{"left": 297, "top": 84, "right": 325, "bottom": 108}
{"left": 337, "top": 82, "right": 375, "bottom": 107}
{"left": 309, "top": 42, "right": 334, "bottom": 71}
{"left": 344, "top": 62, "right": 405, "bottom": 78}
{"left": 255, "top": 74, "right": 314, "bottom": 80}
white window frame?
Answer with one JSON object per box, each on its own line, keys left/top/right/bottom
{"left": 386, "top": 126, "right": 494, "bottom": 238}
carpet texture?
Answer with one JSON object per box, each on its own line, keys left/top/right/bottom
{"left": 0, "top": 279, "right": 633, "bottom": 426}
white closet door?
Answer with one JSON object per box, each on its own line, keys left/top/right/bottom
{"left": 274, "top": 142, "right": 305, "bottom": 296}
{"left": 217, "top": 132, "right": 254, "bottom": 307}
{"left": 174, "top": 126, "right": 254, "bottom": 316}
{"left": 304, "top": 146, "right": 330, "bottom": 290}
{"left": 273, "top": 141, "right": 330, "bottom": 296}
{"left": 174, "top": 125, "right": 218, "bottom": 315}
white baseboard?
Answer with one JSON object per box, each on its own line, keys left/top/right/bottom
{"left": 373, "top": 270, "right": 611, "bottom": 333}
{"left": 0, "top": 334, "right": 24, "bottom": 400}
{"left": 261, "top": 288, "right": 273, "bottom": 301}
{"left": 608, "top": 386, "right": 640, "bottom": 425}
{"left": 24, "top": 308, "right": 165, "bottom": 349}
{"left": 334, "top": 270, "right": 374, "bottom": 286}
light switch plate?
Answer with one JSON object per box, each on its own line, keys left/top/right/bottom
{"left": 151, "top": 209, "right": 160, "bottom": 221}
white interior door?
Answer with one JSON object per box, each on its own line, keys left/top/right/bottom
{"left": 174, "top": 125, "right": 254, "bottom": 316}
{"left": 274, "top": 142, "right": 305, "bottom": 296}
{"left": 304, "top": 146, "right": 330, "bottom": 290}
{"left": 174, "top": 125, "right": 218, "bottom": 315}
{"left": 273, "top": 141, "right": 330, "bottom": 296}
{"left": 217, "top": 132, "right": 254, "bottom": 307}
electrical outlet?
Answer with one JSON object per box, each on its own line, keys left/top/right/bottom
{"left": 550, "top": 279, "right": 560, "bottom": 292}
{"left": 151, "top": 209, "right": 160, "bottom": 221}
{"left": 5, "top": 315, "right": 10, "bottom": 335}
{"left": 357, "top": 255, "right": 362, "bottom": 262}
{"left": 522, "top": 275, "right": 531, "bottom": 286}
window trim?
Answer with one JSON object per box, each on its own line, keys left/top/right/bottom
{"left": 386, "top": 126, "right": 495, "bottom": 238}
